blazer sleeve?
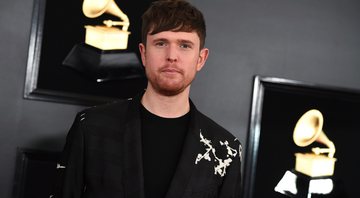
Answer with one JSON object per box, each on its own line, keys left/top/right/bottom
{"left": 52, "top": 112, "right": 85, "bottom": 198}
{"left": 218, "top": 140, "right": 242, "bottom": 198}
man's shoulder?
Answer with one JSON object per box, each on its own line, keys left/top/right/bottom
{"left": 194, "top": 109, "right": 243, "bottom": 168}
{"left": 84, "top": 98, "right": 132, "bottom": 114}
{"left": 195, "top": 110, "right": 239, "bottom": 145}
{"left": 77, "top": 97, "right": 134, "bottom": 123}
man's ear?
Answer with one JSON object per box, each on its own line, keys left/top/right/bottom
{"left": 196, "top": 48, "right": 209, "bottom": 71}
{"left": 139, "top": 43, "right": 146, "bottom": 67}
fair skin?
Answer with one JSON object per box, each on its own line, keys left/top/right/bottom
{"left": 139, "top": 30, "right": 209, "bottom": 118}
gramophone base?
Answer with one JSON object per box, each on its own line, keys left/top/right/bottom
{"left": 62, "top": 43, "right": 145, "bottom": 82}
{"left": 295, "top": 153, "right": 336, "bottom": 177}
{"left": 85, "top": 25, "right": 130, "bottom": 50}
{"left": 275, "top": 170, "right": 334, "bottom": 197}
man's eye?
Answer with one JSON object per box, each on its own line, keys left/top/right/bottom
{"left": 180, "top": 44, "right": 192, "bottom": 49}
{"left": 155, "top": 42, "right": 166, "bottom": 47}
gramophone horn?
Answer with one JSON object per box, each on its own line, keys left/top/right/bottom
{"left": 293, "top": 109, "right": 335, "bottom": 158}
{"left": 293, "top": 109, "right": 324, "bottom": 147}
{"left": 82, "top": 0, "right": 129, "bottom": 23}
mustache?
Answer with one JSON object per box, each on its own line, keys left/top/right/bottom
{"left": 159, "top": 65, "right": 184, "bottom": 74}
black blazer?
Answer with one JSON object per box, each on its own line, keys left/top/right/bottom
{"left": 54, "top": 94, "right": 242, "bottom": 198}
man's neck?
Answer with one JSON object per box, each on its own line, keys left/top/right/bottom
{"left": 141, "top": 87, "right": 190, "bottom": 118}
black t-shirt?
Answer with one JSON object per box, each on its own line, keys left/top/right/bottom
{"left": 140, "top": 105, "right": 190, "bottom": 198}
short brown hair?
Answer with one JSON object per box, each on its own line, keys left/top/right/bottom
{"left": 141, "top": 0, "right": 206, "bottom": 49}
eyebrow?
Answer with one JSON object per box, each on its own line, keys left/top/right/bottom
{"left": 178, "top": 39, "right": 195, "bottom": 46}
{"left": 152, "top": 38, "right": 168, "bottom": 43}
{"left": 151, "top": 38, "right": 195, "bottom": 45}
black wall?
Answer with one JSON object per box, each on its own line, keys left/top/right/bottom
{"left": 1, "top": 0, "right": 360, "bottom": 197}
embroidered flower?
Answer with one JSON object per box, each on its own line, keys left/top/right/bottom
{"left": 238, "top": 143, "right": 243, "bottom": 162}
{"left": 195, "top": 130, "right": 238, "bottom": 177}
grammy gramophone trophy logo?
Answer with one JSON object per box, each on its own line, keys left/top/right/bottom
{"left": 82, "top": 0, "right": 130, "bottom": 50}
{"left": 63, "top": 0, "right": 144, "bottom": 82}
{"left": 274, "top": 109, "right": 337, "bottom": 197}
{"left": 293, "top": 109, "right": 336, "bottom": 177}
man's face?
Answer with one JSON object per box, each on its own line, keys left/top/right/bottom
{"left": 139, "top": 31, "right": 209, "bottom": 96}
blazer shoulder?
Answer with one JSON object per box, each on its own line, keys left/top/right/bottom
{"left": 85, "top": 98, "right": 132, "bottom": 114}
{"left": 196, "top": 110, "right": 239, "bottom": 144}
{"left": 76, "top": 98, "right": 133, "bottom": 124}
{"left": 194, "top": 110, "right": 243, "bottom": 172}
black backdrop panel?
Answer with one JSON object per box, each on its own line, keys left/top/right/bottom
{"left": 242, "top": 76, "right": 360, "bottom": 198}
{"left": 25, "top": 0, "right": 154, "bottom": 105}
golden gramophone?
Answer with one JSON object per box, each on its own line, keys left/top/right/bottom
{"left": 293, "top": 109, "right": 337, "bottom": 177}
{"left": 82, "top": 0, "right": 130, "bottom": 50}
{"left": 62, "top": 0, "right": 144, "bottom": 82}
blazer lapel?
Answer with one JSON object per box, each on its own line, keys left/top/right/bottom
{"left": 122, "top": 96, "right": 145, "bottom": 198}
{"left": 165, "top": 101, "right": 201, "bottom": 198}
{"left": 121, "top": 96, "right": 202, "bottom": 198}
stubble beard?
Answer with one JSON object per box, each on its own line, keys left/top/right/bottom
{"left": 146, "top": 66, "right": 194, "bottom": 97}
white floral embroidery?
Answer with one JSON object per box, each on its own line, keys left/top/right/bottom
{"left": 220, "top": 140, "right": 237, "bottom": 158}
{"left": 233, "top": 137, "right": 243, "bottom": 162}
{"left": 195, "top": 130, "right": 238, "bottom": 177}
{"left": 238, "top": 143, "right": 243, "bottom": 162}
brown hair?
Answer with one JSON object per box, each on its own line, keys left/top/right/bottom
{"left": 141, "top": 0, "right": 206, "bottom": 49}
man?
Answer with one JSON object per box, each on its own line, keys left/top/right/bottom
{"left": 54, "top": 0, "right": 242, "bottom": 197}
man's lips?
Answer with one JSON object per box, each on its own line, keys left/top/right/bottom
{"left": 160, "top": 66, "right": 183, "bottom": 75}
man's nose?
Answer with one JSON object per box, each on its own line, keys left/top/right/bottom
{"left": 166, "top": 46, "right": 178, "bottom": 63}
